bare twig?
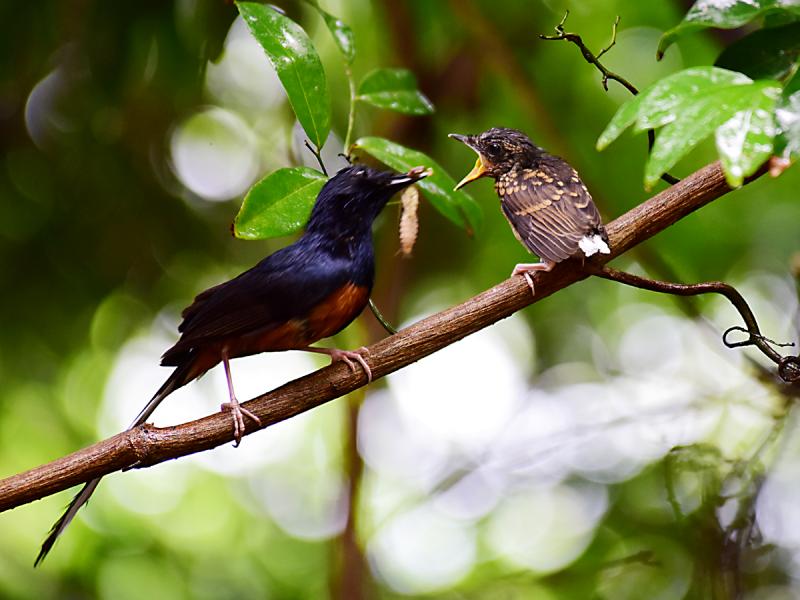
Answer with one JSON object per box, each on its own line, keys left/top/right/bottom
{"left": 540, "top": 12, "right": 636, "bottom": 94}
{"left": 540, "top": 11, "right": 680, "bottom": 186}
{"left": 593, "top": 267, "right": 800, "bottom": 382}
{"left": 0, "top": 160, "right": 768, "bottom": 513}
{"left": 304, "top": 139, "right": 328, "bottom": 176}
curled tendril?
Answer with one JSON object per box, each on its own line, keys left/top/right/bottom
{"left": 723, "top": 326, "right": 795, "bottom": 351}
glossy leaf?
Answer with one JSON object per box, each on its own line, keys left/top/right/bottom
{"left": 234, "top": 167, "right": 327, "bottom": 240}
{"left": 645, "top": 81, "right": 781, "bottom": 188}
{"left": 775, "top": 90, "right": 800, "bottom": 160}
{"left": 304, "top": 0, "right": 356, "bottom": 63}
{"left": 715, "top": 96, "right": 779, "bottom": 186}
{"left": 659, "top": 0, "right": 800, "bottom": 59}
{"left": 715, "top": 22, "right": 800, "bottom": 81}
{"left": 353, "top": 136, "right": 482, "bottom": 234}
{"left": 597, "top": 67, "right": 751, "bottom": 150}
{"left": 237, "top": 2, "right": 331, "bottom": 149}
{"left": 357, "top": 69, "right": 435, "bottom": 115}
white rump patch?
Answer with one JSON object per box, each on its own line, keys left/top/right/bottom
{"left": 579, "top": 234, "right": 610, "bottom": 257}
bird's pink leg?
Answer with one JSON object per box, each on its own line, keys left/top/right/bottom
{"left": 220, "top": 349, "right": 262, "bottom": 447}
{"left": 303, "top": 346, "right": 372, "bottom": 382}
{"left": 511, "top": 261, "right": 555, "bottom": 296}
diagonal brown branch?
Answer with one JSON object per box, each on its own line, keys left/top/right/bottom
{"left": 0, "top": 160, "right": 766, "bottom": 513}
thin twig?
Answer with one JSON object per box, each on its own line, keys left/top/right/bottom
{"left": 539, "top": 11, "right": 680, "bottom": 185}
{"left": 593, "top": 267, "right": 800, "bottom": 381}
{"left": 304, "top": 140, "right": 328, "bottom": 176}
{"left": 595, "top": 16, "right": 620, "bottom": 61}
{"left": 539, "top": 11, "right": 638, "bottom": 95}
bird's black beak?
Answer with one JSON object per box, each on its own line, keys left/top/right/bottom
{"left": 388, "top": 166, "right": 432, "bottom": 187}
{"left": 448, "top": 133, "right": 477, "bottom": 149}
{"left": 449, "top": 133, "right": 488, "bottom": 190}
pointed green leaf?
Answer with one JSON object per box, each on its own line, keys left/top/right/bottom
{"left": 237, "top": 2, "right": 331, "bottom": 149}
{"left": 659, "top": 0, "right": 800, "bottom": 59}
{"left": 598, "top": 67, "right": 751, "bottom": 150}
{"left": 634, "top": 68, "right": 752, "bottom": 131}
{"left": 596, "top": 93, "right": 645, "bottom": 150}
{"left": 645, "top": 81, "right": 781, "bottom": 188}
{"left": 353, "top": 136, "right": 482, "bottom": 235}
{"left": 304, "top": 0, "right": 356, "bottom": 63}
{"left": 357, "top": 69, "right": 434, "bottom": 115}
{"left": 234, "top": 167, "right": 327, "bottom": 240}
{"left": 716, "top": 97, "right": 779, "bottom": 187}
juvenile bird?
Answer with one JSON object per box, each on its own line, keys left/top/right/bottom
{"left": 450, "top": 128, "right": 609, "bottom": 292}
{"left": 36, "top": 164, "right": 429, "bottom": 565}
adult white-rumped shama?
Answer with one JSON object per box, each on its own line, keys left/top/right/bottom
{"left": 450, "top": 128, "right": 609, "bottom": 291}
{"left": 35, "top": 164, "right": 429, "bottom": 565}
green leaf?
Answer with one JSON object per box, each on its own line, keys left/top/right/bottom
{"left": 645, "top": 81, "right": 781, "bottom": 188}
{"left": 715, "top": 22, "right": 800, "bottom": 81}
{"left": 234, "top": 167, "right": 327, "bottom": 240}
{"left": 356, "top": 69, "right": 435, "bottom": 115}
{"left": 596, "top": 93, "right": 646, "bottom": 151}
{"left": 353, "top": 136, "right": 482, "bottom": 234}
{"left": 776, "top": 90, "right": 800, "bottom": 160}
{"left": 715, "top": 97, "right": 779, "bottom": 187}
{"left": 304, "top": 0, "right": 356, "bottom": 63}
{"left": 659, "top": 0, "right": 800, "bottom": 59}
{"left": 634, "top": 68, "right": 753, "bottom": 131}
{"left": 597, "top": 67, "right": 751, "bottom": 150}
{"left": 237, "top": 2, "right": 331, "bottom": 149}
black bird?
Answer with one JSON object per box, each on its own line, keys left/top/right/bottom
{"left": 36, "top": 164, "right": 429, "bottom": 565}
{"left": 450, "top": 128, "right": 609, "bottom": 291}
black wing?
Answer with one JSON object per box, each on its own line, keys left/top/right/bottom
{"left": 498, "top": 160, "right": 603, "bottom": 264}
{"left": 161, "top": 241, "right": 358, "bottom": 365}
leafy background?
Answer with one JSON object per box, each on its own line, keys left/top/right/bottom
{"left": 1, "top": 0, "right": 800, "bottom": 598}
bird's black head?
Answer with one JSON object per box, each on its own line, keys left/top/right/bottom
{"left": 449, "top": 127, "right": 544, "bottom": 189}
{"left": 306, "top": 164, "right": 430, "bottom": 237}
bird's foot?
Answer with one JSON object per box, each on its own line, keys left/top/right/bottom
{"left": 303, "top": 346, "right": 373, "bottom": 382}
{"left": 329, "top": 347, "right": 372, "bottom": 383}
{"left": 511, "top": 261, "right": 555, "bottom": 297}
{"left": 220, "top": 397, "right": 261, "bottom": 447}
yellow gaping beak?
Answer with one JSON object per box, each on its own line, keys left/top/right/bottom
{"left": 449, "top": 133, "right": 489, "bottom": 190}
{"left": 454, "top": 155, "right": 488, "bottom": 190}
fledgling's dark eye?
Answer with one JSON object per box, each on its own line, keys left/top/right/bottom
{"left": 484, "top": 142, "right": 502, "bottom": 158}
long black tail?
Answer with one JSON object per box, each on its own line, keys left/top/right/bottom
{"left": 35, "top": 362, "right": 192, "bottom": 566}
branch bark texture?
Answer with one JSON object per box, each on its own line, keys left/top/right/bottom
{"left": 0, "top": 161, "right": 761, "bottom": 512}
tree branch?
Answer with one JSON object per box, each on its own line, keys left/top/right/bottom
{"left": 0, "top": 160, "right": 768, "bottom": 513}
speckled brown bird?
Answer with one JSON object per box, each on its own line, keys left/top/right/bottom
{"left": 450, "top": 128, "right": 609, "bottom": 292}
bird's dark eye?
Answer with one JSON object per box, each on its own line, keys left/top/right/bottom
{"left": 485, "top": 142, "right": 502, "bottom": 157}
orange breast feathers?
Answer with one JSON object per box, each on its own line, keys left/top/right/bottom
{"left": 306, "top": 282, "right": 371, "bottom": 341}
{"left": 186, "top": 282, "right": 372, "bottom": 375}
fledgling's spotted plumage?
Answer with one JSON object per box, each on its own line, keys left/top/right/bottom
{"left": 450, "top": 127, "right": 609, "bottom": 291}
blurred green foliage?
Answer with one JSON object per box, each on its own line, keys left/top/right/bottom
{"left": 2, "top": 1, "right": 800, "bottom": 599}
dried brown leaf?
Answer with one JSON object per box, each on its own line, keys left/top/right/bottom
{"left": 399, "top": 185, "right": 419, "bottom": 257}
